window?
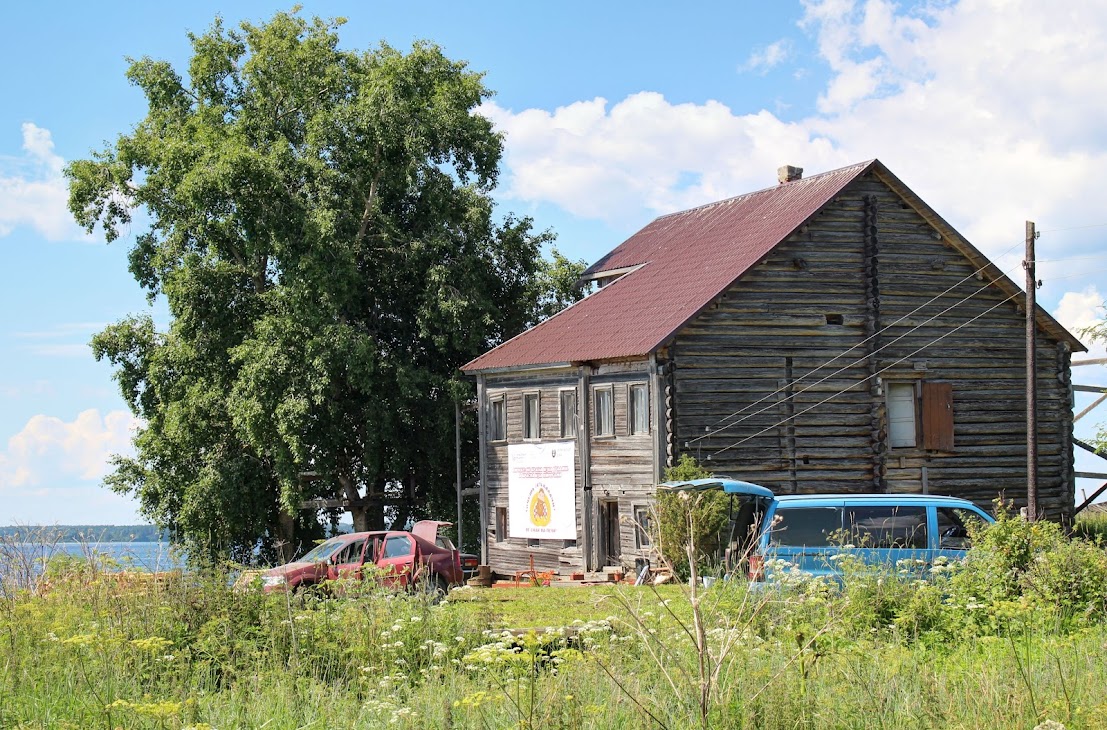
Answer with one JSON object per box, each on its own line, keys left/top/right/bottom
{"left": 523, "top": 392, "right": 540, "bottom": 440}
{"left": 495, "top": 507, "right": 507, "bottom": 542}
{"left": 845, "top": 506, "right": 927, "bottom": 549}
{"left": 334, "top": 539, "right": 366, "bottom": 565}
{"left": 887, "top": 380, "right": 956, "bottom": 451}
{"left": 633, "top": 505, "right": 652, "bottom": 548}
{"left": 769, "top": 507, "right": 841, "bottom": 547}
{"left": 594, "top": 385, "right": 614, "bottom": 437}
{"left": 629, "top": 384, "right": 649, "bottom": 435}
{"left": 559, "top": 390, "right": 577, "bottom": 438}
{"left": 382, "top": 535, "right": 412, "bottom": 559}
{"left": 937, "top": 507, "right": 983, "bottom": 550}
{"left": 886, "top": 382, "right": 917, "bottom": 448}
{"left": 489, "top": 396, "right": 506, "bottom": 441}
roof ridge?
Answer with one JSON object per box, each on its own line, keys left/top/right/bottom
{"left": 651, "top": 159, "right": 876, "bottom": 223}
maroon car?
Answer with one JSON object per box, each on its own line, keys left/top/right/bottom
{"left": 259, "top": 521, "right": 462, "bottom": 594}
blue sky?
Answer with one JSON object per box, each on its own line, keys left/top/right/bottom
{"left": 3, "top": 0, "right": 1107, "bottom": 524}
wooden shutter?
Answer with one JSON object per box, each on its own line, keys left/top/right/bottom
{"left": 922, "top": 381, "right": 955, "bottom": 451}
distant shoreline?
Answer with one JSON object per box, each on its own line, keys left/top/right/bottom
{"left": 0, "top": 525, "right": 167, "bottom": 543}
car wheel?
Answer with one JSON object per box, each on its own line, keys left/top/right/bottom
{"left": 421, "top": 574, "right": 448, "bottom": 603}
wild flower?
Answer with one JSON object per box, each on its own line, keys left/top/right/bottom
{"left": 130, "top": 636, "right": 174, "bottom": 653}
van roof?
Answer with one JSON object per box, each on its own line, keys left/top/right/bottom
{"left": 774, "top": 493, "right": 978, "bottom": 505}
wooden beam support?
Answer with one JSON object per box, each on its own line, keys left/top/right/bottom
{"left": 1072, "top": 358, "right": 1107, "bottom": 367}
{"left": 300, "top": 497, "right": 413, "bottom": 510}
{"left": 1074, "top": 471, "right": 1107, "bottom": 480}
{"left": 1075, "top": 439, "right": 1105, "bottom": 457}
{"left": 1075, "top": 482, "right": 1107, "bottom": 515}
{"left": 1074, "top": 384, "right": 1107, "bottom": 393}
{"left": 1075, "top": 392, "right": 1107, "bottom": 423}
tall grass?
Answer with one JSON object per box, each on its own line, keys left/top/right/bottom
{"left": 3, "top": 516, "right": 1107, "bottom": 729}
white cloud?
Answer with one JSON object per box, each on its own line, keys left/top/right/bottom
{"left": 741, "top": 39, "right": 794, "bottom": 73}
{"left": 485, "top": 0, "right": 1107, "bottom": 272}
{"left": 0, "top": 409, "right": 139, "bottom": 489}
{"left": 1054, "top": 286, "right": 1105, "bottom": 357}
{"left": 0, "top": 123, "right": 88, "bottom": 242}
{"left": 483, "top": 94, "right": 848, "bottom": 227}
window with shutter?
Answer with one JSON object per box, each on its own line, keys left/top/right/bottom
{"left": 887, "top": 382, "right": 917, "bottom": 448}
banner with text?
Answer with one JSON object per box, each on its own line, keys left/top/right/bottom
{"left": 508, "top": 442, "right": 576, "bottom": 540}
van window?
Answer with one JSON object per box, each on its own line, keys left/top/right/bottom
{"left": 846, "top": 506, "right": 927, "bottom": 549}
{"left": 937, "top": 507, "right": 982, "bottom": 550}
{"left": 769, "top": 507, "right": 841, "bottom": 547}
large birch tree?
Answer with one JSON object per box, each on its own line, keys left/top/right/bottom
{"left": 67, "top": 11, "right": 582, "bottom": 562}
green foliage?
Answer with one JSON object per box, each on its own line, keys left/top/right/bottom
{"left": 4, "top": 547, "right": 1107, "bottom": 729}
{"left": 946, "top": 504, "right": 1107, "bottom": 631}
{"left": 68, "top": 10, "right": 582, "bottom": 563}
{"left": 1074, "top": 509, "right": 1107, "bottom": 543}
{"left": 655, "top": 455, "right": 731, "bottom": 578}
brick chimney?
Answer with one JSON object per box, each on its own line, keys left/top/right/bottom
{"left": 778, "top": 165, "right": 803, "bottom": 184}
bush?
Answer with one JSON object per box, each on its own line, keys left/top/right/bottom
{"left": 654, "top": 455, "right": 731, "bottom": 578}
{"left": 948, "top": 503, "right": 1107, "bottom": 630}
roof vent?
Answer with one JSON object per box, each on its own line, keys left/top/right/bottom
{"left": 778, "top": 165, "right": 803, "bottom": 184}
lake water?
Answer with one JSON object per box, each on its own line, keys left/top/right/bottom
{"left": 8, "top": 542, "right": 186, "bottom": 575}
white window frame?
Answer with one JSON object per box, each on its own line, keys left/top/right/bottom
{"left": 523, "top": 391, "right": 541, "bottom": 440}
{"left": 629, "top": 383, "right": 650, "bottom": 435}
{"left": 886, "top": 381, "right": 918, "bottom": 449}
{"left": 594, "top": 385, "right": 615, "bottom": 437}
{"left": 559, "top": 388, "right": 578, "bottom": 439}
{"left": 633, "top": 505, "right": 652, "bottom": 549}
{"left": 489, "top": 395, "right": 506, "bottom": 442}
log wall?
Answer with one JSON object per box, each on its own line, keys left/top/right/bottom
{"left": 670, "top": 171, "right": 1074, "bottom": 520}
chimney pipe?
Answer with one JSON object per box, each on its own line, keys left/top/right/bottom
{"left": 778, "top": 165, "right": 803, "bottom": 184}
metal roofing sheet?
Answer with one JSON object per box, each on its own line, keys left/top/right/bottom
{"left": 463, "top": 161, "right": 874, "bottom": 372}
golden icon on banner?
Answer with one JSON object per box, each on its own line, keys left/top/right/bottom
{"left": 529, "top": 487, "right": 552, "bottom": 527}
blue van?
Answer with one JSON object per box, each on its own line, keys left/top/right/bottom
{"left": 659, "top": 479, "right": 994, "bottom": 581}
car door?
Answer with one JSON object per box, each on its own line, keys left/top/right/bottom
{"left": 375, "top": 533, "right": 416, "bottom": 588}
{"left": 933, "top": 505, "right": 991, "bottom": 562}
{"left": 844, "top": 504, "right": 930, "bottom": 576}
{"left": 328, "top": 537, "right": 368, "bottom": 582}
{"left": 765, "top": 504, "right": 843, "bottom": 577}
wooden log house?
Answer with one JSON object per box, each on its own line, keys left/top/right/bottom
{"left": 461, "top": 160, "right": 1085, "bottom": 575}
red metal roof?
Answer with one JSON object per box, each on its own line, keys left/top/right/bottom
{"left": 463, "top": 161, "right": 877, "bottom": 372}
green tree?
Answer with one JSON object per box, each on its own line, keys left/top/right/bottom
{"left": 68, "top": 11, "right": 583, "bottom": 563}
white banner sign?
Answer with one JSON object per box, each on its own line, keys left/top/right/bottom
{"left": 508, "top": 442, "right": 576, "bottom": 540}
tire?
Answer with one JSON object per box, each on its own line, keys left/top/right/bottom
{"left": 421, "top": 574, "right": 448, "bottom": 603}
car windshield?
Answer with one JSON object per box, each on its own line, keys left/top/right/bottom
{"left": 295, "top": 538, "right": 347, "bottom": 564}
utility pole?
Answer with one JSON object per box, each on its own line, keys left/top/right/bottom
{"left": 1025, "top": 220, "right": 1039, "bottom": 521}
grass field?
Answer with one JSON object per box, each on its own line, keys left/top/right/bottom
{"left": 3, "top": 511, "right": 1107, "bottom": 729}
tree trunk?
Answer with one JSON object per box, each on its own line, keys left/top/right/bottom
{"left": 349, "top": 506, "right": 370, "bottom": 532}
{"left": 277, "top": 511, "right": 297, "bottom": 563}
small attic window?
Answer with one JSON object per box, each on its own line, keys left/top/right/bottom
{"left": 825, "top": 314, "right": 844, "bottom": 325}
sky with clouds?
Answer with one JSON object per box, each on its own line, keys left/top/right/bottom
{"left": 2, "top": 0, "right": 1107, "bottom": 524}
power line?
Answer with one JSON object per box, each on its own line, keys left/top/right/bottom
{"left": 688, "top": 243, "right": 1030, "bottom": 445}
{"left": 709, "top": 290, "right": 1022, "bottom": 458}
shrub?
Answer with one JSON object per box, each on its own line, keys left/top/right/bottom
{"left": 948, "top": 503, "right": 1107, "bottom": 630}
{"left": 654, "top": 455, "right": 730, "bottom": 578}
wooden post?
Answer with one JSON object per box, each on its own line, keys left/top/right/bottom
{"left": 1025, "top": 220, "right": 1038, "bottom": 521}
{"left": 455, "top": 401, "right": 463, "bottom": 552}
{"left": 477, "top": 374, "right": 489, "bottom": 565}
